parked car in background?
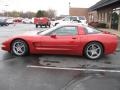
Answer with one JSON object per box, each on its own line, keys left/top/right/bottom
{"left": 22, "top": 18, "right": 32, "bottom": 24}
{"left": 0, "top": 19, "right": 9, "bottom": 26}
{"left": 13, "top": 17, "right": 22, "bottom": 23}
{"left": 31, "top": 18, "right": 35, "bottom": 24}
{"left": 51, "top": 16, "right": 87, "bottom": 26}
{"left": 34, "top": 17, "right": 51, "bottom": 28}
{"left": 6, "top": 18, "right": 14, "bottom": 24}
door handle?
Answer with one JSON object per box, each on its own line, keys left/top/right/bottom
{"left": 72, "top": 37, "right": 76, "bottom": 39}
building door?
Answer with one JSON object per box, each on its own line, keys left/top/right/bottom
{"left": 111, "top": 11, "right": 119, "bottom": 30}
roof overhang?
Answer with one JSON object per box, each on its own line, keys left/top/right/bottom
{"left": 89, "top": 0, "right": 120, "bottom": 11}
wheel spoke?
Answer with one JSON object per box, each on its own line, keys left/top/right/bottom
{"left": 91, "top": 44, "right": 95, "bottom": 49}
{"left": 20, "top": 45, "right": 24, "bottom": 48}
{"left": 15, "top": 47, "right": 19, "bottom": 52}
{"left": 87, "top": 49, "right": 91, "bottom": 54}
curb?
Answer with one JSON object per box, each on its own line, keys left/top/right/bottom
{"left": 116, "top": 49, "right": 120, "bottom": 52}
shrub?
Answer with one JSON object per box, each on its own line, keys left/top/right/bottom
{"left": 97, "top": 23, "right": 106, "bottom": 28}
{"left": 88, "top": 22, "right": 107, "bottom": 28}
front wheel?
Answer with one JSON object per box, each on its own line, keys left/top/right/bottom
{"left": 84, "top": 42, "right": 103, "bottom": 60}
{"left": 11, "top": 40, "right": 29, "bottom": 56}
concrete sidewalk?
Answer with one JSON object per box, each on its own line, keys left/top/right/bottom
{"left": 99, "top": 28, "right": 120, "bottom": 37}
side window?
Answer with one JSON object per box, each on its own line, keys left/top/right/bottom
{"left": 63, "top": 17, "right": 70, "bottom": 21}
{"left": 70, "top": 17, "right": 77, "bottom": 21}
{"left": 79, "top": 16, "right": 85, "bottom": 20}
{"left": 51, "top": 26, "right": 78, "bottom": 36}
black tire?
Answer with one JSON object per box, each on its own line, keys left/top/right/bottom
{"left": 45, "top": 25, "right": 47, "bottom": 28}
{"left": 36, "top": 24, "right": 38, "bottom": 28}
{"left": 55, "top": 23, "right": 58, "bottom": 26}
{"left": 47, "top": 22, "right": 50, "bottom": 28}
{"left": 48, "top": 24, "right": 50, "bottom": 28}
{"left": 11, "top": 40, "right": 29, "bottom": 56}
{"left": 84, "top": 42, "right": 103, "bottom": 60}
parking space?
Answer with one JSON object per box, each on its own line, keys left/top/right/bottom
{"left": 0, "top": 54, "right": 120, "bottom": 90}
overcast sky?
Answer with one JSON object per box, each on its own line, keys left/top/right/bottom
{"left": 0, "top": 0, "right": 100, "bottom": 15}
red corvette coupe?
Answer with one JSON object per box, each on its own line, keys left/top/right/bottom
{"left": 1, "top": 24, "right": 118, "bottom": 60}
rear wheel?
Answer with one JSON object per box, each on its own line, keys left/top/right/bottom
{"left": 40, "top": 25, "right": 42, "bottom": 28}
{"left": 36, "top": 24, "right": 38, "bottom": 28}
{"left": 11, "top": 40, "right": 29, "bottom": 56}
{"left": 48, "top": 24, "right": 50, "bottom": 28}
{"left": 84, "top": 42, "right": 103, "bottom": 60}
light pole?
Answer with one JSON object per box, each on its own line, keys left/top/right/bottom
{"left": 69, "top": 2, "right": 71, "bottom": 15}
{"left": 69, "top": 2, "right": 71, "bottom": 8}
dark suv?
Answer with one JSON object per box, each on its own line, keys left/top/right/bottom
{"left": 0, "top": 19, "right": 9, "bottom": 26}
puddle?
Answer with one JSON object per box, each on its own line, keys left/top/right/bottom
{"left": 27, "top": 54, "right": 120, "bottom": 71}
{"left": 42, "top": 60, "right": 60, "bottom": 63}
{"left": 102, "top": 61, "right": 112, "bottom": 64}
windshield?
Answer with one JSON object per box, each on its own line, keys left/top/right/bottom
{"left": 79, "top": 16, "right": 86, "bottom": 20}
{"left": 38, "top": 25, "right": 61, "bottom": 35}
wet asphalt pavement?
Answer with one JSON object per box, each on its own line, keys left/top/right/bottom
{"left": 0, "top": 24, "right": 120, "bottom": 90}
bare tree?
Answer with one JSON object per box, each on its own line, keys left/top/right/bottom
{"left": 46, "top": 9, "right": 56, "bottom": 19}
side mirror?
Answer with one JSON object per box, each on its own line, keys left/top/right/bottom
{"left": 50, "top": 34, "right": 56, "bottom": 38}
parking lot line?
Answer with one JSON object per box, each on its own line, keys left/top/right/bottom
{"left": 27, "top": 65, "right": 120, "bottom": 73}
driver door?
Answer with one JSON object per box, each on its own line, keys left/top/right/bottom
{"left": 39, "top": 26, "right": 80, "bottom": 54}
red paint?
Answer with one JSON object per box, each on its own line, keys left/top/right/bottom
{"left": 1, "top": 25, "right": 118, "bottom": 56}
{"left": 34, "top": 17, "right": 50, "bottom": 25}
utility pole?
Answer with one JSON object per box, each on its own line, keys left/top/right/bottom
{"left": 4, "top": 4, "right": 8, "bottom": 17}
{"left": 69, "top": 2, "right": 71, "bottom": 8}
{"left": 69, "top": 2, "right": 71, "bottom": 15}
{"left": 118, "top": 8, "right": 120, "bottom": 31}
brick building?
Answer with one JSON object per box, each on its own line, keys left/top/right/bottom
{"left": 69, "top": 8, "right": 88, "bottom": 21}
{"left": 89, "top": 0, "right": 120, "bottom": 31}
{"left": 69, "top": 0, "right": 120, "bottom": 31}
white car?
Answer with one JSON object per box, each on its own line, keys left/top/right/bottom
{"left": 6, "top": 19, "right": 14, "bottom": 24}
{"left": 22, "top": 18, "right": 32, "bottom": 24}
{"left": 51, "top": 16, "right": 87, "bottom": 26}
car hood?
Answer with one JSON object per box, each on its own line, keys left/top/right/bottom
{"left": 10, "top": 31, "right": 39, "bottom": 39}
{"left": 22, "top": 31, "right": 38, "bottom": 36}
{"left": 3, "top": 31, "right": 40, "bottom": 43}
